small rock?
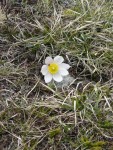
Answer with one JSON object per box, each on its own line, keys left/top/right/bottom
{"left": 58, "top": 0, "right": 76, "bottom": 8}
{"left": 55, "top": 75, "right": 75, "bottom": 88}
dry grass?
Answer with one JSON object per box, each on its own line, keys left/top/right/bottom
{"left": 0, "top": 0, "right": 113, "bottom": 149}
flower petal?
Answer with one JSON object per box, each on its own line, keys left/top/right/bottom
{"left": 54, "top": 56, "right": 64, "bottom": 64}
{"left": 41, "top": 65, "right": 48, "bottom": 75}
{"left": 45, "top": 57, "right": 53, "bottom": 65}
{"left": 53, "top": 73, "right": 63, "bottom": 82}
{"left": 44, "top": 73, "right": 52, "bottom": 83}
{"left": 60, "top": 63, "right": 71, "bottom": 70}
{"left": 59, "top": 68, "right": 69, "bottom": 76}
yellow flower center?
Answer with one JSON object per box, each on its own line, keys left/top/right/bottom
{"left": 48, "top": 63, "right": 59, "bottom": 74}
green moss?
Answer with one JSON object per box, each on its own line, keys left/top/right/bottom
{"left": 48, "top": 127, "right": 61, "bottom": 138}
{"left": 90, "top": 147, "right": 102, "bottom": 150}
{"left": 63, "top": 9, "right": 77, "bottom": 17}
{"left": 98, "top": 121, "right": 113, "bottom": 129}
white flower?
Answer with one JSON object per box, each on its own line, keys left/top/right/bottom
{"left": 41, "top": 56, "right": 71, "bottom": 83}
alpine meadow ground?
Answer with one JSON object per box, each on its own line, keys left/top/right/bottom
{"left": 0, "top": 0, "right": 113, "bottom": 150}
